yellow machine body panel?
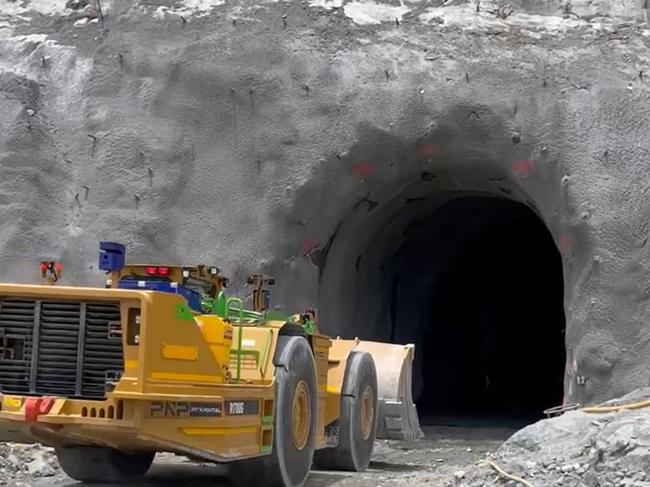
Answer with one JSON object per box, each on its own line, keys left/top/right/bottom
{"left": 0, "top": 284, "right": 277, "bottom": 462}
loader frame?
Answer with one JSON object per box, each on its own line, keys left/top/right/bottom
{"left": 0, "top": 255, "right": 421, "bottom": 484}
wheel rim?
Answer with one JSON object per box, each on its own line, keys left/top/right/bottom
{"left": 359, "top": 385, "right": 374, "bottom": 441}
{"left": 291, "top": 380, "right": 311, "bottom": 450}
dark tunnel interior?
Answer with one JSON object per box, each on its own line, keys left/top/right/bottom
{"left": 322, "top": 193, "right": 566, "bottom": 427}
{"left": 404, "top": 197, "right": 566, "bottom": 424}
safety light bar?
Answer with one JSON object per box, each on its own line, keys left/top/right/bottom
{"left": 145, "top": 266, "right": 170, "bottom": 277}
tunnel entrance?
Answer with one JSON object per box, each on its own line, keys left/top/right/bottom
{"left": 320, "top": 193, "right": 566, "bottom": 427}
{"left": 410, "top": 197, "right": 565, "bottom": 423}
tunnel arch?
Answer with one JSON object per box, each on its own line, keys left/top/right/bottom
{"left": 318, "top": 174, "right": 566, "bottom": 423}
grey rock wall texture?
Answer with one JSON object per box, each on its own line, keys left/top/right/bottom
{"left": 0, "top": 0, "right": 649, "bottom": 406}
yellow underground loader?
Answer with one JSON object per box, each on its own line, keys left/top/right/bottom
{"left": 0, "top": 243, "right": 421, "bottom": 486}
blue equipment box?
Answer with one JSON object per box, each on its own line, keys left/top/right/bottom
{"left": 117, "top": 279, "right": 202, "bottom": 313}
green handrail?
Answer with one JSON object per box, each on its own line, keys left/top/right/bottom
{"left": 211, "top": 291, "right": 228, "bottom": 317}
{"left": 226, "top": 298, "right": 245, "bottom": 382}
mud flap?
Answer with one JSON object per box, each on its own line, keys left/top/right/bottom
{"left": 353, "top": 342, "right": 424, "bottom": 441}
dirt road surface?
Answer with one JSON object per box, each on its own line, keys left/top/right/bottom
{"left": 31, "top": 419, "right": 518, "bottom": 487}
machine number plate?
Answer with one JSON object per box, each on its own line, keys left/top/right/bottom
{"left": 149, "top": 401, "right": 222, "bottom": 418}
{"left": 225, "top": 400, "right": 259, "bottom": 416}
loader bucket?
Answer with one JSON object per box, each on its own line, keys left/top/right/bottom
{"left": 354, "top": 341, "right": 424, "bottom": 441}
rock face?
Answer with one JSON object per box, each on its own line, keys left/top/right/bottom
{"left": 0, "top": 0, "right": 649, "bottom": 406}
{"left": 456, "top": 388, "right": 650, "bottom": 487}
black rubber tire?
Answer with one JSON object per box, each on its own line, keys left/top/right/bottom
{"left": 55, "top": 446, "right": 155, "bottom": 483}
{"left": 230, "top": 335, "right": 318, "bottom": 487}
{"left": 314, "top": 351, "right": 378, "bottom": 472}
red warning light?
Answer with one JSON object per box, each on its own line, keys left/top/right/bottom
{"left": 146, "top": 266, "right": 170, "bottom": 277}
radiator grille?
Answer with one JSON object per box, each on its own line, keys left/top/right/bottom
{"left": 83, "top": 303, "right": 123, "bottom": 398}
{"left": 0, "top": 297, "right": 123, "bottom": 399}
{"left": 36, "top": 301, "right": 81, "bottom": 396}
{"left": 0, "top": 299, "right": 35, "bottom": 395}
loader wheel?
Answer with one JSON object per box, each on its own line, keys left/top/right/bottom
{"left": 314, "top": 351, "right": 378, "bottom": 472}
{"left": 230, "top": 335, "right": 317, "bottom": 487}
{"left": 55, "top": 446, "right": 155, "bottom": 483}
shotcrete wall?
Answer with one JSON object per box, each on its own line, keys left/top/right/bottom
{"left": 0, "top": 0, "right": 649, "bottom": 407}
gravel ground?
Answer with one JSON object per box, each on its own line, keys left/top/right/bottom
{"left": 19, "top": 419, "right": 516, "bottom": 486}
{"left": 16, "top": 390, "right": 650, "bottom": 486}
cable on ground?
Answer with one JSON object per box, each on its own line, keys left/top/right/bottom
{"left": 477, "top": 459, "right": 536, "bottom": 487}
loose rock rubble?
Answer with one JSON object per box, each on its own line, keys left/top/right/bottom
{"left": 0, "top": 443, "right": 59, "bottom": 486}
{"left": 450, "top": 389, "right": 650, "bottom": 487}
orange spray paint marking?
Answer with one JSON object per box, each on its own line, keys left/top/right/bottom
{"left": 352, "top": 162, "right": 374, "bottom": 178}
{"left": 512, "top": 160, "right": 534, "bottom": 175}
{"left": 419, "top": 143, "right": 441, "bottom": 158}
{"left": 558, "top": 235, "right": 572, "bottom": 254}
{"left": 301, "top": 238, "right": 319, "bottom": 255}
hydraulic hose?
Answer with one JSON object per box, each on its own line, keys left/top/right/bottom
{"left": 580, "top": 399, "right": 650, "bottom": 414}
